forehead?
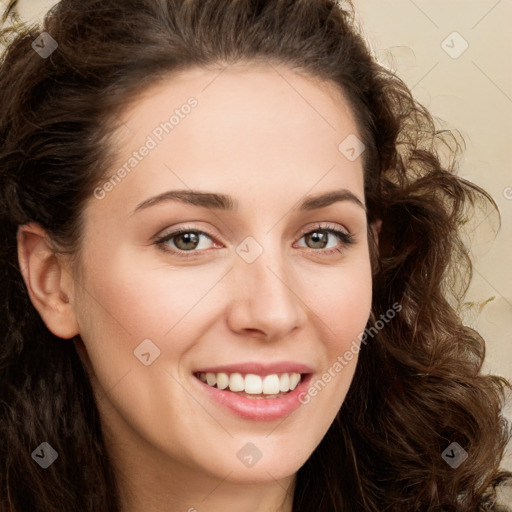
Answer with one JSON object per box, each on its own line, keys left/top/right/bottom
{"left": 89, "top": 63, "right": 365, "bottom": 218}
{"left": 115, "top": 62, "right": 360, "bottom": 152}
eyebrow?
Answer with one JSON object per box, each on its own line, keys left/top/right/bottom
{"left": 132, "top": 188, "right": 366, "bottom": 214}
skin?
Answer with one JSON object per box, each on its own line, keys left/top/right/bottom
{"left": 18, "top": 63, "right": 378, "bottom": 512}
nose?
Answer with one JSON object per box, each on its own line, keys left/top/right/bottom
{"left": 226, "top": 241, "right": 307, "bottom": 341}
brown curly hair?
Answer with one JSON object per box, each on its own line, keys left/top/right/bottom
{"left": 1, "top": 0, "right": 511, "bottom": 510}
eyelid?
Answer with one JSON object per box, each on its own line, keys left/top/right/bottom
{"left": 154, "top": 226, "right": 219, "bottom": 252}
{"left": 296, "top": 221, "right": 351, "bottom": 239}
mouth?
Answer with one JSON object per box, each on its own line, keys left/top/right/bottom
{"left": 194, "top": 371, "right": 305, "bottom": 399}
{"left": 191, "top": 364, "right": 314, "bottom": 421}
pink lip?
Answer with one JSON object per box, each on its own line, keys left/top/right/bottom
{"left": 193, "top": 361, "right": 314, "bottom": 376}
{"left": 192, "top": 371, "right": 314, "bottom": 422}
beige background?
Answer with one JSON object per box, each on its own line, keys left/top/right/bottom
{"left": 8, "top": 0, "right": 512, "bottom": 471}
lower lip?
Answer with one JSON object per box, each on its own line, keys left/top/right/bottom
{"left": 193, "top": 373, "right": 313, "bottom": 421}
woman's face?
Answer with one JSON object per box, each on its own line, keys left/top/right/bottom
{"left": 72, "top": 63, "right": 373, "bottom": 484}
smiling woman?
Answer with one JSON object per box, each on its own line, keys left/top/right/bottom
{"left": 0, "top": 1, "right": 511, "bottom": 511}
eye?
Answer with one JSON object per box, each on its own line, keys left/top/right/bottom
{"left": 296, "top": 223, "right": 355, "bottom": 255}
{"left": 154, "top": 223, "right": 355, "bottom": 259}
{"left": 155, "top": 227, "right": 216, "bottom": 257}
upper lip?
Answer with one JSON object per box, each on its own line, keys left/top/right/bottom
{"left": 193, "top": 361, "right": 314, "bottom": 376}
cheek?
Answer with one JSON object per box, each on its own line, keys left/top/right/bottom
{"left": 285, "top": 259, "right": 372, "bottom": 453}
{"left": 300, "top": 259, "right": 372, "bottom": 377}
{"left": 302, "top": 257, "right": 373, "bottom": 347}
{"left": 323, "top": 274, "right": 372, "bottom": 332}
{"left": 76, "top": 243, "right": 207, "bottom": 334}
{"left": 73, "top": 247, "right": 230, "bottom": 379}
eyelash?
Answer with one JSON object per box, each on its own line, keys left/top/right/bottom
{"left": 154, "top": 223, "right": 355, "bottom": 259}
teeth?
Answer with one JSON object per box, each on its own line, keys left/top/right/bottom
{"left": 229, "top": 373, "right": 244, "bottom": 392}
{"left": 244, "top": 374, "right": 262, "bottom": 394}
{"left": 289, "top": 373, "right": 301, "bottom": 391}
{"left": 262, "top": 374, "right": 280, "bottom": 394}
{"left": 279, "top": 373, "right": 290, "bottom": 392}
{"left": 197, "top": 371, "right": 303, "bottom": 395}
{"left": 216, "top": 372, "right": 229, "bottom": 390}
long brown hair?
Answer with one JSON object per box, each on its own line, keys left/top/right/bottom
{"left": 1, "top": 0, "right": 510, "bottom": 510}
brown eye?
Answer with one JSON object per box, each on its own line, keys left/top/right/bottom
{"left": 156, "top": 229, "right": 215, "bottom": 254}
{"left": 297, "top": 225, "right": 355, "bottom": 254}
{"left": 173, "top": 232, "right": 201, "bottom": 250}
{"left": 304, "top": 231, "right": 330, "bottom": 249}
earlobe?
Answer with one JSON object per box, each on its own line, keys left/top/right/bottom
{"left": 17, "top": 223, "right": 79, "bottom": 339}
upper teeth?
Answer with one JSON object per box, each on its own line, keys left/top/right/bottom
{"left": 197, "top": 372, "right": 302, "bottom": 394}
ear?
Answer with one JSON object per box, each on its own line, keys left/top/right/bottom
{"left": 371, "top": 219, "right": 382, "bottom": 246}
{"left": 17, "top": 223, "right": 79, "bottom": 339}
